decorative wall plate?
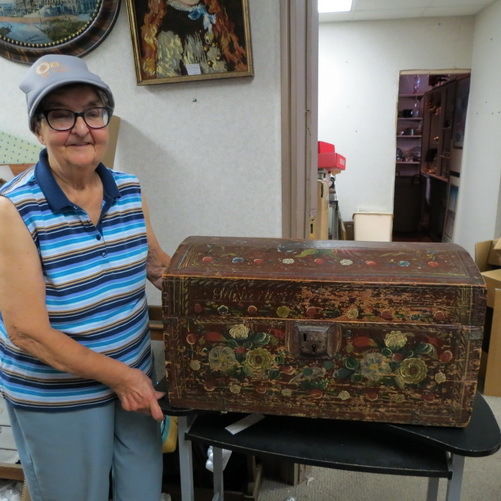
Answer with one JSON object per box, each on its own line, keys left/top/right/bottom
{"left": 0, "top": 0, "right": 120, "bottom": 64}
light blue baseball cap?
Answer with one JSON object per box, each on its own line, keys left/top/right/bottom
{"left": 19, "top": 54, "right": 114, "bottom": 131}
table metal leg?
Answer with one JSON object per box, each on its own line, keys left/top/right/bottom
{"left": 178, "top": 416, "right": 195, "bottom": 501}
{"left": 446, "top": 454, "right": 465, "bottom": 501}
{"left": 212, "top": 447, "right": 224, "bottom": 501}
{"left": 426, "top": 477, "right": 439, "bottom": 501}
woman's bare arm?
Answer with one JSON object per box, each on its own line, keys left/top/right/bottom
{"left": 143, "top": 198, "right": 171, "bottom": 289}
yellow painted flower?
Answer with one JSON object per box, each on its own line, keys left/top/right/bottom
{"left": 338, "top": 390, "right": 351, "bottom": 400}
{"left": 435, "top": 372, "right": 446, "bottom": 384}
{"left": 229, "top": 324, "right": 250, "bottom": 339}
{"left": 229, "top": 383, "right": 242, "bottom": 394}
{"left": 189, "top": 360, "right": 201, "bottom": 371}
{"left": 208, "top": 346, "right": 238, "bottom": 373}
{"left": 390, "top": 393, "right": 406, "bottom": 403}
{"left": 281, "top": 388, "right": 293, "bottom": 397}
{"left": 384, "top": 330, "right": 408, "bottom": 350}
{"left": 399, "top": 358, "right": 427, "bottom": 384}
{"left": 276, "top": 306, "right": 291, "bottom": 318}
{"left": 346, "top": 307, "right": 359, "bottom": 319}
{"left": 360, "top": 352, "right": 392, "bottom": 382}
{"left": 244, "top": 348, "right": 274, "bottom": 376}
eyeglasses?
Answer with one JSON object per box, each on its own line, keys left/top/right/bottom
{"left": 40, "top": 107, "right": 112, "bottom": 131}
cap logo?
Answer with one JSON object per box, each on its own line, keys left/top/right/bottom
{"left": 35, "top": 61, "right": 67, "bottom": 78}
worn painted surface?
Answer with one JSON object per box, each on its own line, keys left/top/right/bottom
{"left": 163, "top": 237, "right": 486, "bottom": 427}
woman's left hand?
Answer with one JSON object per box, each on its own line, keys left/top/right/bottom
{"left": 111, "top": 367, "right": 166, "bottom": 421}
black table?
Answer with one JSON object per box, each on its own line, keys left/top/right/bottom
{"left": 160, "top": 394, "right": 500, "bottom": 501}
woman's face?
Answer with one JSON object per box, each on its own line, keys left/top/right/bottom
{"left": 35, "top": 85, "right": 109, "bottom": 172}
{"left": 177, "top": 0, "right": 201, "bottom": 6}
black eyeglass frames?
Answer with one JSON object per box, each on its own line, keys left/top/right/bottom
{"left": 39, "top": 107, "right": 112, "bottom": 131}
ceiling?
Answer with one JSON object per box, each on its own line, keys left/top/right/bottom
{"left": 319, "top": 0, "right": 497, "bottom": 22}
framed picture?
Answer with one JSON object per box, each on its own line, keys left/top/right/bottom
{"left": 452, "top": 76, "right": 470, "bottom": 149}
{"left": 126, "top": 0, "right": 253, "bottom": 85}
{"left": 0, "top": 0, "right": 120, "bottom": 65}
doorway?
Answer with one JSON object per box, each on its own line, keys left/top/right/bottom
{"left": 392, "top": 71, "right": 471, "bottom": 243}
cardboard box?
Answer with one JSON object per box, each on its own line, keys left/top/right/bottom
{"left": 475, "top": 240, "right": 501, "bottom": 271}
{"left": 481, "top": 269, "right": 501, "bottom": 308}
{"left": 488, "top": 238, "right": 501, "bottom": 266}
{"left": 480, "top": 288, "right": 501, "bottom": 397}
{"left": 308, "top": 180, "right": 329, "bottom": 240}
{"left": 353, "top": 212, "right": 393, "bottom": 242}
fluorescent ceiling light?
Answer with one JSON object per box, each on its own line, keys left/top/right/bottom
{"left": 318, "top": 0, "right": 353, "bottom": 13}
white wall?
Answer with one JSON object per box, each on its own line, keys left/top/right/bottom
{"left": 454, "top": 0, "right": 501, "bottom": 253}
{"left": 0, "top": 1, "right": 283, "bottom": 302}
{"left": 318, "top": 16, "right": 474, "bottom": 222}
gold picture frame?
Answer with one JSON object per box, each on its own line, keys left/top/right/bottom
{"left": 125, "top": 0, "right": 253, "bottom": 85}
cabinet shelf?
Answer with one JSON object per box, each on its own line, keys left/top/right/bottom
{"left": 397, "top": 117, "right": 422, "bottom": 121}
{"left": 397, "top": 162, "right": 420, "bottom": 165}
{"left": 423, "top": 172, "right": 449, "bottom": 183}
{"left": 399, "top": 94, "right": 424, "bottom": 98}
{"left": 397, "top": 135, "right": 422, "bottom": 139}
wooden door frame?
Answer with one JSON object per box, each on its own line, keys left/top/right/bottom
{"left": 280, "top": 0, "right": 319, "bottom": 238}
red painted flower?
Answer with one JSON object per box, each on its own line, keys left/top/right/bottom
{"left": 280, "top": 365, "right": 295, "bottom": 375}
{"left": 186, "top": 333, "right": 197, "bottom": 345}
{"left": 422, "top": 392, "right": 435, "bottom": 402}
{"left": 306, "top": 306, "right": 323, "bottom": 318}
{"left": 381, "top": 310, "right": 393, "bottom": 321}
{"left": 314, "top": 258, "right": 326, "bottom": 265}
{"left": 270, "top": 328, "right": 286, "bottom": 339}
{"left": 365, "top": 260, "right": 377, "bottom": 266}
{"left": 193, "top": 303, "right": 204, "bottom": 313}
{"left": 309, "top": 389, "right": 324, "bottom": 399}
{"left": 205, "top": 331, "right": 225, "bottom": 342}
{"left": 352, "top": 336, "right": 377, "bottom": 348}
{"left": 439, "top": 350, "right": 453, "bottom": 363}
{"left": 253, "top": 258, "right": 264, "bottom": 264}
{"left": 365, "top": 390, "right": 379, "bottom": 401}
{"left": 202, "top": 256, "right": 213, "bottom": 263}
{"left": 247, "top": 305, "right": 258, "bottom": 314}
{"left": 433, "top": 311, "right": 447, "bottom": 322}
{"left": 392, "top": 353, "right": 404, "bottom": 362}
{"left": 427, "top": 261, "right": 440, "bottom": 268}
{"left": 234, "top": 346, "right": 247, "bottom": 354}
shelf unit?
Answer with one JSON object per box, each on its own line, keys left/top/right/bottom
{"left": 420, "top": 75, "right": 470, "bottom": 241}
{"left": 393, "top": 75, "right": 431, "bottom": 234}
{"left": 396, "top": 93, "right": 424, "bottom": 171}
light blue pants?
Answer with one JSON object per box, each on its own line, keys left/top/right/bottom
{"left": 7, "top": 399, "right": 163, "bottom": 501}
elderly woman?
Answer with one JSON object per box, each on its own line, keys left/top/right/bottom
{"left": 0, "top": 55, "right": 170, "bottom": 500}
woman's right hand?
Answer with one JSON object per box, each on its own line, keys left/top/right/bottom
{"left": 111, "top": 367, "right": 165, "bottom": 421}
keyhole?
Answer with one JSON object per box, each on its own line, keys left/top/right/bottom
{"left": 311, "top": 344, "right": 317, "bottom": 352}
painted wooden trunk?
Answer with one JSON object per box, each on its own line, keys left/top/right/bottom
{"left": 162, "top": 236, "right": 486, "bottom": 427}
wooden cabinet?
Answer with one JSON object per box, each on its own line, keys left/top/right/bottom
{"left": 421, "top": 80, "right": 457, "bottom": 181}
{"left": 420, "top": 76, "right": 470, "bottom": 241}
{"left": 393, "top": 74, "right": 469, "bottom": 241}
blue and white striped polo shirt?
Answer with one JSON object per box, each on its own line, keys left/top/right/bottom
{"left": 0, "top": 150, "right": 152, "bottom": 410}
